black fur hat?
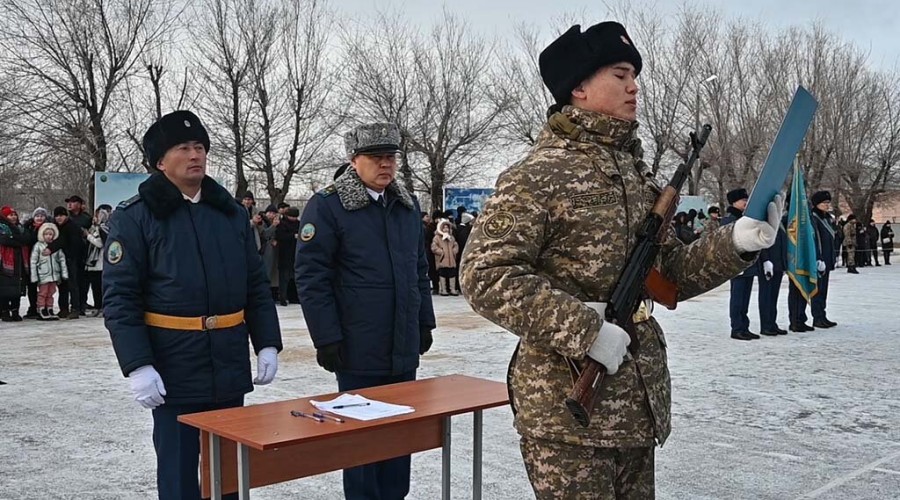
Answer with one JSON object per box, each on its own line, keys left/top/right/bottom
{"left": 810, "top": 190, "right": 831, "bottom": 206}
{"left": 727, "top": 188, "right": 749, "bottom": 205}
{"left": 142, "top": 110, "right": 211, "bottom": 169}
{"left": 539, "top": 22, "right": 643, "bottom": 105}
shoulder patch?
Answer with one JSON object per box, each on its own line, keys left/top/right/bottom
{"left": 116, "top": 194, "right": 141, "bottom": 211}
{"left": 317, "top": 184, "right": 337, "bottom": 198}
{"left": 299, "top": 223, "right": 316, "bottom": 242}
{"left": 106, "top": 240, "right": 124, "bottom": 265}
{"left": 570, "top": 191, "right": 619, "bottom": 211}
{"left": 482, "top": 211, "right": 516, "bottom": 239}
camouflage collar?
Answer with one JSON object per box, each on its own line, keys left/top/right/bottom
{"left": 548, "top": 106, "right": 639, "bottom": 150}
{"left": 334, "top": 167, "right": 415, "bottom": 211}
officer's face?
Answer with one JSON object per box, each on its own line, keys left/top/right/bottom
{"left": 571, "top": 62, "right": 639, "bottom": 121}
{"left": 816, "top": 200, "right": 832, "bottom": 212}
{"left": 352, "top": 153, "right": 398, "bottom": 191}
{"left": 158, "top": 141, "right": 207, "bottom": 185}
{"left": 733, "top": 199, "right": 748, "bottom": 211}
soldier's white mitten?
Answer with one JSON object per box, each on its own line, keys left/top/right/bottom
{"left": 817, "top": 260, "right": 826, "bottom": 273}
{"left": 129, "top": 365, "right": 166, "bottom": 410}
{"left": 732, "top": 194, "right": 783, "bottom": 253}
{"left": 584, "top": 303, "right": 631, "bottom": 375}
{"left": 253, "top": 347, "right": 278, "bottom": 385}
{"left": 763, "top": 260, "right": 774, "bottom": 278}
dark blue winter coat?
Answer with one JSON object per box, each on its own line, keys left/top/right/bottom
{"left": 103, "top": 174, "right": 282, "bottom": 405}
{"left": 758, "top": 220, "right": 788, "bottom": 274}
{"left": 295, "top": 168, "right": 436, "bottom": 376}
{"left": 811, "top": 209, "right": 836, "bottom": 270}
{"left": 721, "top": 206, "right": 756, "bottom": 278}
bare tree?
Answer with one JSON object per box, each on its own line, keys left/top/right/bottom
{"left": 0, "top": 0, "right": 176, "bottom": 184}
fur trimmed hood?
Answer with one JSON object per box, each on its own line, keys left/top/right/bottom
{"left": 38, "top": 222, "right": 60, "bottom": 242}
{"left": 334, "top": 167, "right": 414, "bottom": 212}
{"left": 138, "top": 174, "right": 238, "bottom": 219}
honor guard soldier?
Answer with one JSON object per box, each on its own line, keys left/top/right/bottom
{"left": 460, "top": 22, "right": 781, "bottom": 499}
{"left": 295, "top": 123, "right": 436, "bottom": 499}
{"left": 809, "top": 190, "right": 838, "bottom": 328}
{"left": 721, "top": 188, "right": 760, "bottom": 340}
{"left": 103, "top": 110, "right": 282, "bottom": 500}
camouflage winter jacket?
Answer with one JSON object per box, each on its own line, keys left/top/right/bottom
{"left": 460, "top": 106, "right": 755, "bottom": 448}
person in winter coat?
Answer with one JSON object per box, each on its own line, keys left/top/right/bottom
{"left": 673, "top": 212, "right": 696, "bottom": 244}
{"left": 22, "top": 207, "right": 49, "bottom": 318}
{"left": 425, "top": 210, "right": 441, "bottom": 294}
{"left": 295, "top": 122, "right": 436, "bottom": 500}
{"left": 30, "top": 222, "right": 68, "bottom": 320}
{"left": 881, "top": 221, "right": 894, "bottom": 265}
{"left": 721, "top": 188, "right": 759, "bottom": 340}
{"left": 103, "top": 110, "right": 282, "bottom": 500}
{"left": 866, "top": 220, "right": 881, "bottom": 266}
{"left": 843, "top": 215, "right": 859, "bottom": 273}
{"left": 275, "top": 206, "right": 300, "bottom": 306}
{"left": 85, "top": 208, "right": 110, "bottom": 317}
{"left": 46, "top": 206, "right": 86, "bottom": 319}
{"left": 260, "top": 205, "right": 280, "bottom": 299}
{"left": 809, "top": 191, "right": 838, "bottom": 328}
{"left": 0, "top": 206, "right": 30, "bottom": 322}
{"left": 431, "top": 218, "right": 460, "bottom": 296}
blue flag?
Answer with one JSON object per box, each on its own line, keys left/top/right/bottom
{"left": 786, "top": 162, "right": 818, "bottom": 301}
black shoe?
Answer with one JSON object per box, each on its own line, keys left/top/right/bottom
{"left": 10, "top": 312, "right": 22, "bottom": 322}
{"left": 848, "top": 267, "right": 859, "bottom": 274}
{"left": 789, "top": 323, "right": 813, "bottom": 332}
{"left": 813, "top": 320, "right": 834, "bottom": 329}
{"left": 0, "top": 311, "right": 12, "bottom": 322}
{"left": 824, "top": 319, "right": 837, "bottom": 327}
{"left": 67, "top": 311, "right": 79, "bottom": 320}
{"left": 279, "top": 299, "right": 288, "bottom": 307}
{"left": 57, "top": 308, "right": 69, "bottom": 319}
{"left": 731, "top": 332, "right": 755, "bottom": 341}
{"left": 776, "top": 327, "right": 788, "bottom": 335}
{"left": 759, "top": 330, "right": 780, "bottom": 336}
{"left": 24, "top": 309, "right": 39, "bottom": 319}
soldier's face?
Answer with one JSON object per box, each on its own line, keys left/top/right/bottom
{"left": 816, "top": 201, "right": 832, "bottom": 212}
{"left": 158, "top": 141, "right": 207, "bottom": 185}
{"left": 571, "top": 62, "right": 639, "bottom": 121}
{"left": 352, "top": 153, "right": 398, "bottom": 191}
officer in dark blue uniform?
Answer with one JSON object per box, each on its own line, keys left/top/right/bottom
{"left": 721, "top": 188, "right": 760, "bottom": 341}
{"left": 756, "top": 211, "right": 788, "bottom": 336}
{"left": 103, "top": 110, "right": 282, "bottom": 500}
{"left": 810, "top": 190, "right": 837, "bottom": 328}
{"left": 295, "top": 123, "right": 436, "bottom": 500}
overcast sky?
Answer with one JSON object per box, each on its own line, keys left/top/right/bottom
{"left": 337, "top": 0, "right": 899, "bottom": 71}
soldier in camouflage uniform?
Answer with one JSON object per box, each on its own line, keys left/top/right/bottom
{"left": 460, "top": 22, "right": 782, "bottom": 499}
{"left": 843, "top": 214, "right": 859, "bottom": 273}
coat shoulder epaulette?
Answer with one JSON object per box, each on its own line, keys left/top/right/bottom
{"left": 117, "top": 194, "right": 142, "bottom": 211}
{"left": 317, "top": 184, "right": 337, "bottom": 198}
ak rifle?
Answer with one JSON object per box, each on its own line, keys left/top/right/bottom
{"left": 565, "top": 123, "right": 713, "bottom": 428}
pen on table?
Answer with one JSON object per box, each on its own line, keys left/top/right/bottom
{"left": 331, "top": 402, "right": 371, "bottom": 409}
{"left": 313, "top": 412, "right": 345, "bottom": 423}
{"left": 290, "top": 410, "right": 324, "bottom": 422}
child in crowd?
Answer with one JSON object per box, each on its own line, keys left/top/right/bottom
{"left": 30, "top": 223, "right": 68, "bottom": 320}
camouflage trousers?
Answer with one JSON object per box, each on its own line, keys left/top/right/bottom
{"left": 845, "top": 245, "right": 855, "bottom": 266}
{"left": 520, "top": 437, "right": 655, "bottom": 500}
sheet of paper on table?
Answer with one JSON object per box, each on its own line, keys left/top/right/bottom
{"left": 310, "top": 393, "right": 415, "bottom": 421}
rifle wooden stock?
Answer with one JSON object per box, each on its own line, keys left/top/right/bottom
{"left": 564, "top": 359, "right": 605, "bottom": 428}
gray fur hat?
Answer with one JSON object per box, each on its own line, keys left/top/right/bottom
{"left": 344, "top": 123, "right": 401, "bottom": 157}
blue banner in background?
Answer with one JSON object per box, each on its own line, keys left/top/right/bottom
{"left": 443, "top": 187, "right": 494, "bottom": 214}
{"left": 786, "top": 163, "right": 818, "bottom": 302}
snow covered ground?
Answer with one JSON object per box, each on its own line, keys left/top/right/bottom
{"left": 1, "top": 263, "right": 899, "bottom": 499}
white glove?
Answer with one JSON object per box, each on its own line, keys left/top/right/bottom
{"left": 763, "top": 260, "right": 774, "bottom": 278}
{"left": 732, "top": 194, "right": 783, "bottom": 253}
{"left": 129, "top": 365, "right": 166, "bottom": 410}
{"left": 817, "top": 260, "right": 826, "bottom": 273}
{"left": 584, "top": 303, "right": 631, "bottom": 375}
{"left": 253, "top": 347, "right": 278, "bottom": 385}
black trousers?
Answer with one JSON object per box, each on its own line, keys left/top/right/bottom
{"left": 26, "top": 282, "right": 38, "bottom": 314}
{"left": 152, "top": 396, "right": 244, "bottom": 500}
{"left": 788, "top": 280, "right": 809, "bottom": 326}
{"left": 279, "top": 263, "right": 297, "bottom": 303}
{"left": 58, "top": 257, "right": 84, "bottom": 313}
{"left": 757, "top": 270, "right": 784, "bottom": 332}
{"left": 86, "top": 270, "right": 102, "bottom": 309}
{"left": 336, "top": 370, "right": 417, "bottom": 500}
{"left": 885, "top": 250, "right": 892, "bottom": 265}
